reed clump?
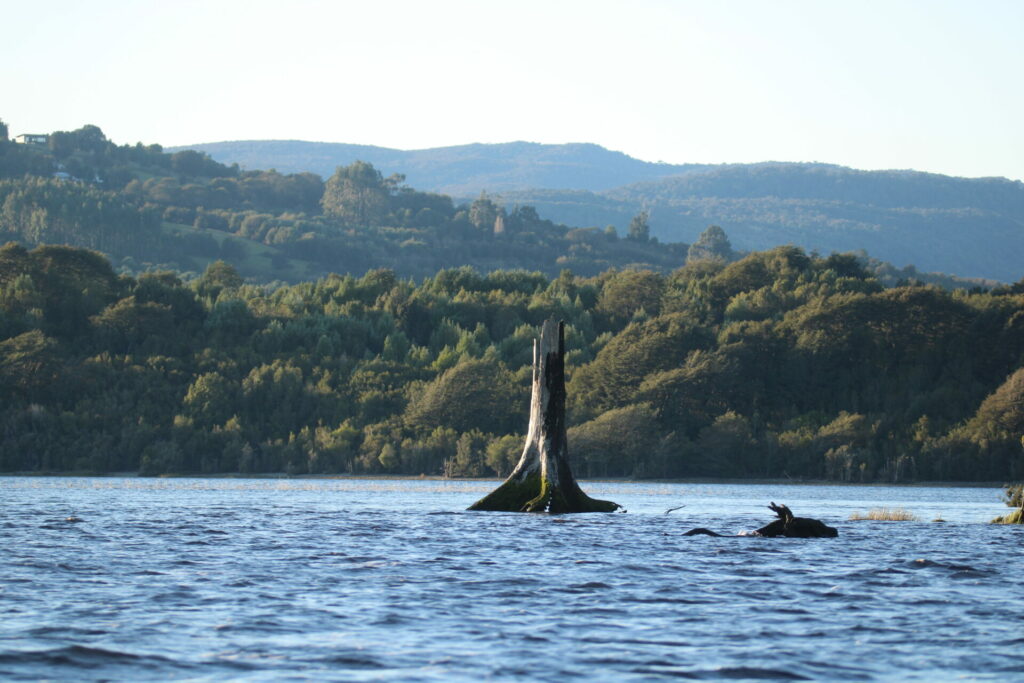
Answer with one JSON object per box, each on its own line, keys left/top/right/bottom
{"left": 849, "top": 507, "right": 919, "bottom": 521}
{"left": 991, "top": 507, "right": 1022, "bottom": 524}
{"left": 992, "top": 484, "right": 1023, "bottom": 524}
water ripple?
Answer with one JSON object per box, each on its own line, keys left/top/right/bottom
{"left": 0, "top": 476, "right": 1017, "bottom": 681}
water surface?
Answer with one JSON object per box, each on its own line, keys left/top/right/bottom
{"left": 1, "top": 478, "right": 1020, "bottom": 681}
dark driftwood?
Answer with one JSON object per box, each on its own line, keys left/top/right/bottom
{"left": 683, "top": 502, "right": 838, "bottom": 538}
{"left": 755, "top": 502, "right": 838, "bottom": 537}
{"left": 468, "top": 319, "right": 620, "bottom": 513}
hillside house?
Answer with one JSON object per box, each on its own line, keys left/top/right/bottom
{"left": 15, "top": 133, "right": 49, "bottom": 145}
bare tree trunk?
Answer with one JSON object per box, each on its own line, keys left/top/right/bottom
{"left": 469, "top": 319, "right": 620, "bottom": 513}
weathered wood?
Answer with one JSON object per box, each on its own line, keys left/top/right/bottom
{"left": 682, "top": 502, "right": 838, "bottom": 538}
{"left": 754, "top": 502, "right": 838, "bottom": 538}
{"left": 469, "top": 319, "right": 620, "bottom": 513}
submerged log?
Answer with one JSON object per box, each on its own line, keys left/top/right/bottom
{"left": 754, "top": 502, "right": 838, "bottom": 538}
{"left": 682, "top": 503, "right": 838, "bottom": 538}
{"left": 469, "top": 319, "right": 620, "bottom": 513}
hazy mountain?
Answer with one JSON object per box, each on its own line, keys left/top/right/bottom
{"left": 174, "top": 140, "right": 1024, "bottom": 282}
{"left": 171, "top": 140, "right": 710, "bottom": 195}
{"left": 499, "top": 163, "right": 1024, "bottom": 281}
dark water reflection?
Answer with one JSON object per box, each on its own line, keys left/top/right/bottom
{"left": 1, "top": 478, "right": 1020, "bottom": 680}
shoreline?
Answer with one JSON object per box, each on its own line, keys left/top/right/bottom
{"left": 0, "top": 471, "right": 1010, "bottom": 488}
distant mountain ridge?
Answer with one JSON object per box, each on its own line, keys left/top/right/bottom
{"left": 174, "top": 140, "right": 1024, "bottom": 282}
{"left": 171, "top": 140, "right": 711, "bottom": 195}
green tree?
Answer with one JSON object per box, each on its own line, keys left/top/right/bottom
{"left": 405, "top": 359, "right": 521, "bottom": 434}
{"left": 0, "top": 330, "right": 61, "bottom": 403}
{"left": 568, "top": 403, "right": 659, "bottom": 477}
{"left": 183, "top": 372, "right": 238, "bottom": 426}
{"left": 469, "top": 192, "right": 502, "bottom": 233}
{"left": 627, "top": 210, "right": 650, "bottom": 241}
{"left": 321, "top": 161, "right": 391, "bottom": 226}
{"left": 687, "top": 225, "right": 733, "bottom": 264}
{"left": 445, "top": 429, "right": 489, "bottom": 477}
{"left": 484, "top": 434, "right": 521, "bottom": 476}
{"left": 90, "top": 296, "right": 175, "bottom": 354}
{"left": 598, "top": 269, "right": 665, "bottom": 324}
{"left": 195, "top": 260, "right": 243, "bottom": 299}
{"left": 570, "top": 313, "right": 714, "bottom": 416}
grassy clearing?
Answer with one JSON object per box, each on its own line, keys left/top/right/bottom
{"left": 849, "top": 507, "right": 920, "bottom": 521}
{"left": 160, "top": 222, "right": 318, "bottom": 282}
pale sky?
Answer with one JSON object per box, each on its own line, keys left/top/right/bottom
{"left": 3, "top": 0, "right": 1023, "bottom": 180}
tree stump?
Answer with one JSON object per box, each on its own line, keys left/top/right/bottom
{"left": 469, "top": 319, "right": 620, "bottom": 513}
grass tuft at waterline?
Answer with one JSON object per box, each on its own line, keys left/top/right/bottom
{"left": 849, "top": 507, "right": 919, "bottom": 521}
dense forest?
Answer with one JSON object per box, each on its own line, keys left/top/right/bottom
{"left": 1, "top": 121, "right": 1022, "bottom": 482}
{"left": 1, "top": 241, "right": 1022, "bottom": 481}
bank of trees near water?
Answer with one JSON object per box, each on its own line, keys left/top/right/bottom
{"left": 1, "top": 241, "right": 1022, "bottom": 482}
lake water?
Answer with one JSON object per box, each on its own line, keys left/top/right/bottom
{"left": 1, "top": 477, "right": 1021, "bottom": 681}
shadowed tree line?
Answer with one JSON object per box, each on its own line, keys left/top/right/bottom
{"left": 1, "top": 241, "right": 1022, "bottom": 483}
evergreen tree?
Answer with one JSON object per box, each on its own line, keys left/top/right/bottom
{"left": 321, "top": 161, "right": 391, "bottom": 226}
{"left": 687, "top": 225, "right": 734, "bottom": 264}
{"left": 627, "top": 210, "right": 650, "bottom": 241}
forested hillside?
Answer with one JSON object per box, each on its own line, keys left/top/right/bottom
{"left": 178, "top": 138, "right": 1024, "bottom": 282}
{"left": 505, "top": 163, "right": 1024, "bottom": 282}
{"left": 0, "top": 124, "right": 686, "bottom": 282}
{"left": 2, "top": 242, "right": 1022, "bottom": 481}
{"left": 3, "top": 121, "right": 1023, "bottom": 483}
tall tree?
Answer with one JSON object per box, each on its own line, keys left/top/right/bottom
{"left": 627, "top": 210, "right": 650, "bottom": 241}
{"left": 687, "top": 225, "right": 734, "bottom": 264}
{"left": 469, "top": 191, "right": 501, "bottom": 232}
{"left": 321, "top": 161, "right": 391, "bottom": 226}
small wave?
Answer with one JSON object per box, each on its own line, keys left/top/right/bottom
{"left": 318, "top": 654, "right": 385, "bottom": 669}
{"left": 622, "top": 596, "right": 714, "bottom": 605}
{"left": 27, "top": 626, "right": 108, "bottom": 637}
{"left": 372, "top": 613, "right": 413, "bottom": 626}
{"left": 562, "top": 581, "right": 612, "bottom": 591}
{"left": 0, "top": 645, "right": 172, "bottom": 669}
{"left": 573, "top": 606, "right": 628, "bottom": 616}
{"left": 909, "top": 559, "right": 994, "bottom": 577}
{"left": 700, "top": 666, "right": 810, "bottom": 680}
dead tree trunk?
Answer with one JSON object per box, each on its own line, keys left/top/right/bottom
{"left": 469, "top": 319, "right": 620, "bottom": 513}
